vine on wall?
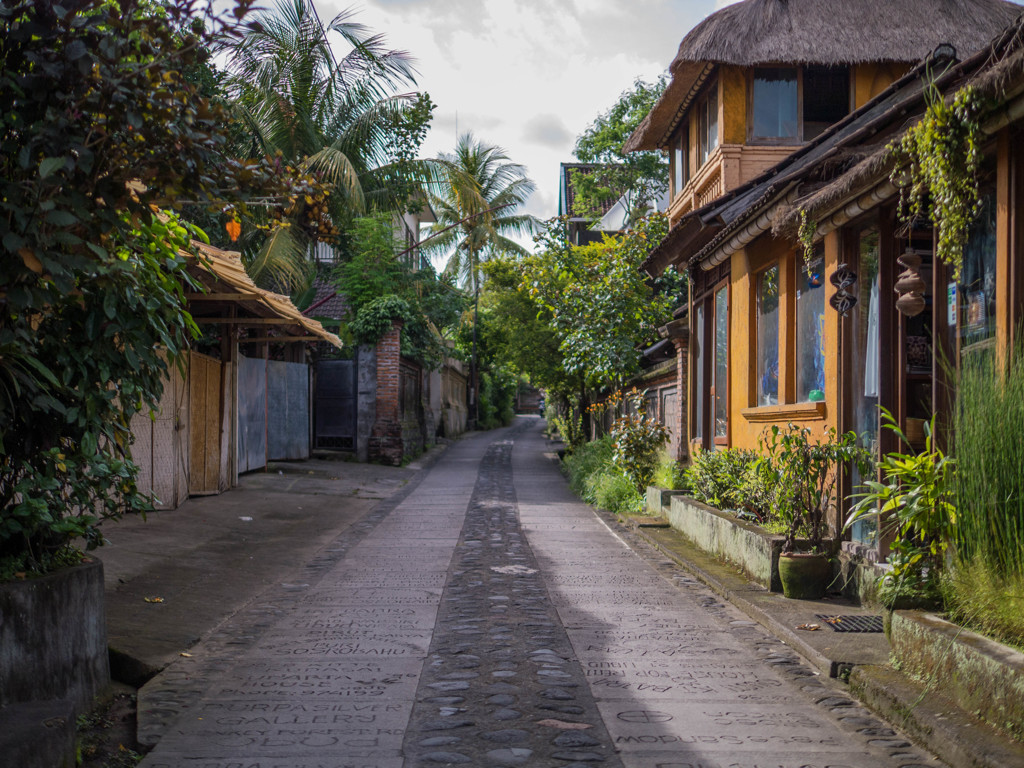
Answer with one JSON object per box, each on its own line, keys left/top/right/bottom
{"left": 889, "top": 83, "right": 985, "bottom": 282}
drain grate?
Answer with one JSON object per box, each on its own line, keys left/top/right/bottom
{"left": 815, "top": 614, "right": 884, "bottom": 633}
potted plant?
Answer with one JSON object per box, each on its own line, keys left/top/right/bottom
{"left": 760, "top": 424, "right": 872, "bottom": 599}
{"left": 845, "top": 409, "right": 954, "bottom": 609}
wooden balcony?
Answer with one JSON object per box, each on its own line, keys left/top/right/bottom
{"left": 668, "top": 144, "right": 801, "bottom": 225}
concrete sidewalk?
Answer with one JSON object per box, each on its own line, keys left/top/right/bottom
{"left": 99, "top": 448, "right": 445, "bottom": 686}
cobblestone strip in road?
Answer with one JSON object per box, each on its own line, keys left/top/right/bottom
{"left": 402, "top": 427, "right": 624, "bottom": 767}
{"left": 138, "top": 432, "right": 489, "bottom": 768}
{"left": 512, "top": 418, "right": 940, "bottom": 768}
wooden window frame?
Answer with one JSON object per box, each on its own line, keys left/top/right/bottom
{"left": 747, "top": 65, "right": 853, "bottom": 145}
{"left": 697, "top": 79, "right": 720, "bottom": 169}
{"left": 710, "top": 279, "right": 730, "bottom": 446}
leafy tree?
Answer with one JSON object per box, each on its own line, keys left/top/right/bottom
{"left": 0, "top": 0, "right": 270, "bottom": 573}
{"left": 223, "top": 0, "right": 435, "bottom": 290}
{"left": 340, "top": 214, "right": 466, "bottom": 369}
{"left": 476, "top": 257, "right": 569, "bottom": 395}
{"left": 524, "top": 214, "right": 679, "bottom": 389}
{"left": 571, "top": 76, "right": 668, "bottom": 225}
{"left": 423, "top": 133, "right": 540, "bottom": 296}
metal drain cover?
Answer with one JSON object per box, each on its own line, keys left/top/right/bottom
{"left": 815, "top": 614, "right": 884, "bottom": 633}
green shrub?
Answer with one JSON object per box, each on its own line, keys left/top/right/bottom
{"left": 651, "top": 449, "right": 686, "bottom": 491}
{"left": 610, "top": 390, "right": 669, "bottom": 492}
{"left": 952, "top": 348, "right": 1024, "bottom": 581}
{"left": 685, "top": 448, "right": 760, "bottom": 512}
{"left": 564, "top": 436, "right": 614, "bottom": 498}
{"left": 943, "top": 559, "right": 1024, "bottom": 651}
{"left": 550, "top": 410, "right": 586, "bottom": 453}
{"left": 562, "top": 436, "right": 642, "bottom": 515}
{"left": 846, "top": 409, "right": 954, "bottom": 604}
{"left": 590, "top": 470, "right": 643, "bottom": 515}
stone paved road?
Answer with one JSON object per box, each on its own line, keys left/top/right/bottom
{"left": 138, "top": 417, "right": 941, "bottom": 768}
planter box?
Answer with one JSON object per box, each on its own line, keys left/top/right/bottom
{"left": 889, "top": 610, "right": 1024, "bottom": 742}
{"left": 666, "top": 496, "right": 835, "bottom": 593}
{"left": 0, "top": 558, "right": 109, "bottom": 713}
{"left": 645, "top": 485, "right": 684, "bottom": 515}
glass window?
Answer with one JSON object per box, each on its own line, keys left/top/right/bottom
{"left": 714, "top": 285, "right": 728, "bottom": 440}
{"left": 850, "top": 227, "right": 880, "bottom": 546}
{"left": 959, "top": 190, "right": 997, "bottom": 352}
{"left": 699, "top": 83, "right": 719, "bottom": 167}
{"left": 752, "top": 67, "right": 798, "bottom": 140}
{"left": 673, "top": 129, "right": 689, "bottom": 197}
{"left": 804, "top": 66, "right": 849, "bottom": 140}
{"left": 756, "top": 266, "right": 780, "bottom": 406}
{"left": 796, "top": 246, "right": 826, "bottom": 402}
{"left": 694, "top": 303, "right": 704, "bottom": 440}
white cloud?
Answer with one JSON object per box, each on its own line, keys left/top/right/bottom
{"left": 318, "top": 0, "right": 719, "bottom": 247}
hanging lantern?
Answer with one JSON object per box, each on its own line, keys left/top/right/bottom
{"left": 895, "top": 248, "right": 926, "bottom": 317}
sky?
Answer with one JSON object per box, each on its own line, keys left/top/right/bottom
{"left": 309, "top": 0, "right": 732, "bottom": 237}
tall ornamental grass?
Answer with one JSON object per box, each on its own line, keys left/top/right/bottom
{"left": 952, "top": 348, "right": 1024, "bottom": 579}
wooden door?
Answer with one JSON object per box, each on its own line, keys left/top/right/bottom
{"left": 189, "top": 351, "right": 223, "bottom": 494}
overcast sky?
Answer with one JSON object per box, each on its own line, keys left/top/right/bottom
{"left": 315, "top": 0, "right": 731, "bottom": 233}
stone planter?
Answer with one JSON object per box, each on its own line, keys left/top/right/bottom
{"left": 887, "top": 611, "right": 1024, "bottom": 742}
{"left": 666, "top": 496, "right": 833, "bottom": 593}
{"left": 645, "top": 485, "right": 684, "bottom": 515}
{"left": 0, "top": 557, "right": 109, "bottom": 713}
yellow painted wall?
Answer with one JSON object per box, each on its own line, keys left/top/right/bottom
{"left": 720, "top": 65, "right": 747, "bottom": 145}
{"left": 852, "top": 62, "right": 910, "bottom": 108}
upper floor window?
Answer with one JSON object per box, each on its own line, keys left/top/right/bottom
{"left": 672, "top": 128, "right": 689, "bottom": 197}
{"left": 752, "top": 67, "right": 798, "bottom": 141}
{"left": 750, "top": 65, "right": 849, "bottom": 143}
{"left": 698, "top": 81, "right": 719, "bottom": 167}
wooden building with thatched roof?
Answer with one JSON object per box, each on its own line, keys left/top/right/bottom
{"left": 630, "top": 0, "right": 1024, "bottom": 562}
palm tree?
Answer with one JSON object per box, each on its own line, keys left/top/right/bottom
{"left": 423, "top": 133, "right": 539, "bottom": 425}
{"left": 424, "top": 133, "right": 539, "bottom": 297}
{"left": 222, "top": 0, "right": 430, "bottom": 290}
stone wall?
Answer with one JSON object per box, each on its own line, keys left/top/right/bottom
{"left": 0, "top": 558, "right": 109, "bottom": 712}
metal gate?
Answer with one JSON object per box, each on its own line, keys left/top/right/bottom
{"left": 268, "top": 360, "right": 310, "bottom": 461}
{"left": 314, "top": 359, "right": 356, "bottom": 450}
{"left": 237, "top": 355, "right": 267, "bottom": 473}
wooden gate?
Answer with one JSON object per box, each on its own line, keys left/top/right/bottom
{"left": 188, "top": 351, "right": 224, "bottom": 495}
{"left": 130, "top": 359, "right": 187, "bottom": 509}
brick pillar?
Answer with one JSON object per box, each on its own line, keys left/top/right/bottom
{"left": 369, "top": 320, "right": 404, "bottom": 465}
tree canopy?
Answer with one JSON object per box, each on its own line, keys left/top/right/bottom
{"left": 570, "top": 76, "right": 668, "bottom": 225}
{"left": 523, "top": 214, "right": 680, "bottom": 389}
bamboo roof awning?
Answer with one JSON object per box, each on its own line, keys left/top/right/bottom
{"left": 183, "top": 241, "right": 342, "bottom": 349}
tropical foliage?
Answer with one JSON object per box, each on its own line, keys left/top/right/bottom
{"left": 423, "top": 132, "right": 539, "bottom": 295}
{"left": 524, "top": 213, "right": 678, "bottom": 389}
{"left": 570, "top": 76, "right": 668, "bottom": 224}
{"left": 0, "top": 0, "right": 258, "bottom": 573}
{"left": 222, "top": 0, "right": 435, "bottom": 291}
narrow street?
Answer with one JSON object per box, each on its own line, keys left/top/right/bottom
{"left": 137, "top": 418, "right": 939, "bottom": 768}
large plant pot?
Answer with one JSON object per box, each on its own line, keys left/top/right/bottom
{"left": 778, "top": 552, "right": 831, "bottom": 600}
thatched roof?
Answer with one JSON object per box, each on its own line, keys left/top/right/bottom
{"left": 626, "top": 0, "right": 1023, "bottom": 152}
